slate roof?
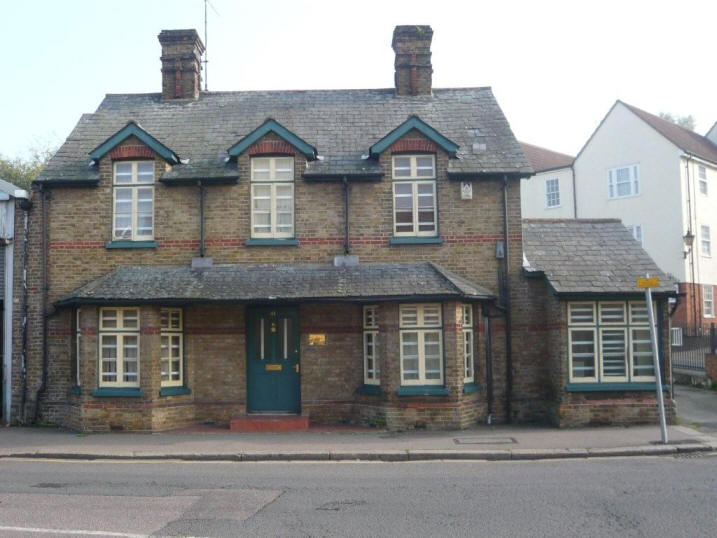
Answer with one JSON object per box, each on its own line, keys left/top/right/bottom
{"left": 519, "top": 142, "right": 573, "bottom": 172}
{"left": 621, "top": 102, "right": 717, "bottom": 165}
{"left": 56, "top": 262, "right": 495, "bottom": 306}
{"left": 522, "top": 219, "right": 675, "bottom": 295}
{"left": 37, "top": 88, "right": 533, "bottom": 184}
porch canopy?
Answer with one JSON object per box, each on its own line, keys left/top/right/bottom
{"left": 56, "top": 262, "right": 494, "bottom": 306}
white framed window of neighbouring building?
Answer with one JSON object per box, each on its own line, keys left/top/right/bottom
{"left": 629, "top": 224, "right": 643, "bottom": 246}
{"left": 98, "top": 308, "right": 140, "bottom": 388}
{"left": 704, "top": 285, "right": 714, "bottom": 318}
{"left": 363, "top": 306, "right": 380, "bottom": 385}
{"left": 160, "top": 308, "right": 184, "bottom": 387}
{"left": 607, "top": 164, "right": 639, "bottom": 199}
{"left": 463, "top": 304, "right": 474, "bottom": 383}
{"left": 392, "top": 155, "right": 437, "bottom": 237}
{"left": 545, "top": 177, "right": 560, "bottom": 208}
{"left": 113, "top": 161, "right": 154, "bottom": 241}
{"left": 399, "top": 303, "right": 443, "bottom": 385}
{"left": 701, "top": 225, "right": 711, "bottom": 257}
{"left": 698, "top": 165, "right": 707, "bottom": 195}
{"left": 567, "top": 301, "right": 657, "bottom": 384}
{"left": 250, "top": 156, "right": 295, "bottom": 238}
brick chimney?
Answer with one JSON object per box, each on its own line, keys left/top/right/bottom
{"left": 158, "top": 29, "right": 205, "bottom": 100}
{"left": 392, "top": 25, "right": 433, "bottom": 96}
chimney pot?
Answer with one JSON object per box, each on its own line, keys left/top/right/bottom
{"left": 158, "top": 29, "right": 205, "bottom": 101}
{"left": 392, "top": 25, "right": 433, "bottom": 96}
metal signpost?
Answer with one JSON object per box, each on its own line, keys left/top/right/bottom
{"left": 636, "top": 275, "right": 668, "bottom": 444}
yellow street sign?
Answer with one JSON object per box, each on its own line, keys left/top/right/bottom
{"left": 636, "top": 277, "right": 660, "bottom": 289}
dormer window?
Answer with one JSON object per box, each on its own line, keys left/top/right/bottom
{"left": 251, "top": 157, "right": 295, "bottom": 239}
{"left": 113, "top": 161, "right": 154, "bottom": 241}
{"left": 392, "top": 154, "right": 437, "bottom": 236}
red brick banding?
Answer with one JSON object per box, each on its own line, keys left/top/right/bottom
{"left": 247, "top": 140, "right": 296, "bottom": 156}
{"left": 390, "top": 138, "right": 438, "bottom": 154}
{"left": 108, "top": 145, "right": 157, "bottom": 160}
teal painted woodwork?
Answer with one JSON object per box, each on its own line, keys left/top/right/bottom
{"left": 247, "top": 307, "right": 301, "bottom": 413}
{"left": 227, "top": 119, "right": 317, "bottom": 160}
{"left": 565, "top": 382, "right": 670, "bottom": 392}
{"left": 244, "top": 238, "right": 299, "bottom": 247}
{"left": 68, "top": 385, "right": 81, "bottom": 395}
{"left": 105, "top": 240, "right": 157, "bottom": 249}
{"left": 355, "top": 384, "right": 382, "bottom": 396}
{"left": 91, "top": 387, "right": 143, "bottom": 397}
{"left": 89, "top": 121, "right": 179, "bottom": 163}
{"left": 159, "top": 386, "right": 192, "bottom": 397}
{"left": 389, "top": 236, "right": 444, "bottom": 245}
{"left": 369, "top": 116, "right": 459, "bottom": 157}
{"left": 462, "top": 383, "right": 483, "bottom": 394}
{"left": 396, "top": 386, "right": 450, "bottom": 396}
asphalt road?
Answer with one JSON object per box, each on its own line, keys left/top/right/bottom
{"left": 0, "top": 456, "right": 715, "bottom": 537}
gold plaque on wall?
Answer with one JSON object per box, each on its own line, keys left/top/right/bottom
{"left": 308, "top": 334, "right": 326, "bottom": 346}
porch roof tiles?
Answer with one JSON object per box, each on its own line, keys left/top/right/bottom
{"left": 56, "top": 262, "right": 495, "bottom": 306}
{"left": 522, "top": 219, "right": 676, "bottom": 296}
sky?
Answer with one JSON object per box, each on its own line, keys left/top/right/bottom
{"left": 1, "top": 0, "right": 715, "bottom": 160}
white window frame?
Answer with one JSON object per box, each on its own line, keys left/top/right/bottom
{"left": 607, "top": 164, "right": 639, "bottom": 199}
{"left": 703, "top": 285, "right": 714, "bottom": 318}
{"left": 399, "top": 303, "right": 443, "bottom": 386}
{"left": 463, "top": 304, "right": 474, "bottom": 383}
{"left": 250, "top": 156, "right": 295, "bottom": 239}
{"left": 568, "top": 301, "right": 657, "bottom": 384}
{"left": 698, "top": 165, "right": 707, "bottom": 195}
{"left": 629, "top": 224, "right": 643, "bottom": 246}
{"left": 392, "top": 155, "right": 437, "bottom": 237}
{"left": 545, "top": 177, "right": 561, "bottom": 208}
{"left": 701, "top": 225, "right": 711, "bottom": 257}
{"left": 362, "top": 306, "right": 380, "bottom": 385}
{"left": 98, "top": 307, "right": 140, "bottom": 388}
{"left": 161, "top": 308, "right": 184, "bottom": 387}
{"left": 112, "top": 161, "right": 154, "bottom": 241}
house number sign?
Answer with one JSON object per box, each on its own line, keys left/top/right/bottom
{"left": 308, "top": 334, "right": 326, "bottom": 346}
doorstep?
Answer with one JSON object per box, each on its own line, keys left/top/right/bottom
{"left": 230, "top": 414, "right": 309, "bottom": 432}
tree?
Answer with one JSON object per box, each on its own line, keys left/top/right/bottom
{"left": 659, "top": 112, "right": 695, "bottom": 131}
{"left": 0, "top": 144, "right": 56, "bottom": 191}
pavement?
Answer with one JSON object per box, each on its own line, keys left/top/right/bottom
{"left": 1, "top": 422, "right": 715, "bottom": 462}
{"left": 675, "top": 384, "right": 717, "bottom": 432}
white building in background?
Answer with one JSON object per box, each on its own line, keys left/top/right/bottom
{"left": 572, "top": 101, "right": 717, "bottom": 331}
{"left": 520, "top": 142, "right": 575, "bottom": 219}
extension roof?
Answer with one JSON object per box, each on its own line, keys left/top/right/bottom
{"left": 36, "top": 88, "right": 533, "bottom": 184}
{"left": 519, "top": 142, "right": 574, "bottom": 173}
{"left": 522, "top": 219, "right": 675, "bottom": 296}
{"left": 55, "top": 262, "right": 495, "bottom": 306}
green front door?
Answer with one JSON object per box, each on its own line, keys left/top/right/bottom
{"left": 247, "top": 308, "right": 300, "bottom": 413}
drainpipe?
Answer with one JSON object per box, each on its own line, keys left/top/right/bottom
{"left": 502, "top": 174, "right": 513, "bottom": 423}
{"left": 343, "top": 177, "right": 351, "bottom": 254}
{"left": 198, "top": 180, "right": 206, "bottom": 257}
{"left": 570, "top": 164, "right": 578, "bottom": 218}
{"left": 483, "top": 306, "right": 493, "bottom": 424}
{"left": 32, "top": 186, "right": 50, "bottom": 424}
{"left": 684, "top": 156, "right": 698, "bottom": 333}
{"left": 18, "top": 200, "right": 31, "bottom": 422}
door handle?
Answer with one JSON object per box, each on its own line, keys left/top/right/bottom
{"left": 294, "top": 364, "right": 300, "bottom": 373}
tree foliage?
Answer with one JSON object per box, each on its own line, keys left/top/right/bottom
{"left": 0, "top": 144, "right": 56, "bottom": 191}
{"left": 658, "top": 112, "right": 695, "bottom": 131}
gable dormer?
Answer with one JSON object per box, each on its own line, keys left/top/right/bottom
{"left": 89, "top": 121, "right": 179, "bottom": 165}
{"left": 227, "top": 119, "right": 317, "bottom": 161}
{"left": 369, "top": 116, "right": 458, "bottom": 158}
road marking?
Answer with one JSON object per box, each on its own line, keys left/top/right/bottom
{"left": 0, "top": 525, "right": 149, "bottom": 537}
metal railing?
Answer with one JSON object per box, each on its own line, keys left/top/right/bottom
{"left": 671, "top": 323, "right": 716, "bottom": 371}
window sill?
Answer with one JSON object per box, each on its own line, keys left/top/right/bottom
{"left": 565, "top": 382, "right": 669, "bottom": 392}
{"left": 106, "top": 240, "right": 157, "bottom": 249}
{"left": 244, "top": 238, "right": 299, "bottom": 247}
{"left": 463, "top": 382, "right": 482, "bottom": 394}
{"left": 397, "top": 386, "right": 449, "bottom": 396}
{"left": 91, "top": 387, "right": 143, "bottom": 397}
{"left": 389, "top": 237, "right": 444, "bottom": 245}
{"left": 355, "top": 384, "right": 382, "bottom": 396}
{"left": 159, "top": 386, "right": 192, "bottom": 397}
{"left": 68, "top": 385, "right": 81, "bottom": 396}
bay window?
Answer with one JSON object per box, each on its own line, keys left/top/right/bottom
{"left": 251, "top": 157, "right": 294, "bottom": 238}
{"left": 463, "top": 304, "right": 474, "bottom": 383}
{"left": 363, "top": 306, "right": 380, "bottom": 385}
{"left": 99, "top": 308, "right": 140, "bottom": 387}
{"left": 400, "top": 303, "right": 443, "bottom": 385}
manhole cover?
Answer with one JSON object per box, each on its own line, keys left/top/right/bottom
{"left": 453, "top": 437, "right": 516, "bottom": 445}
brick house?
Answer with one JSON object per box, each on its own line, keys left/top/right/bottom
{"left": 7, "top": 26, "right": 674, "bottom": 431}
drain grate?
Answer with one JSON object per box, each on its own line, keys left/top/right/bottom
{"left": 453, "top": 437, "right": 517, "bottom": 445}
